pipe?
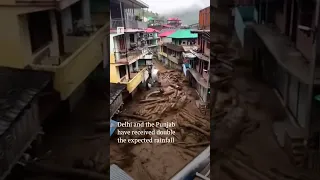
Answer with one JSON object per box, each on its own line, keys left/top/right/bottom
{"left": 171, "top": 146, "right": 210, "bottom": 180}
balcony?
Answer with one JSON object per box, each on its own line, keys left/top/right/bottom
{"left": 234, "top": 6, "right": 256, "bottom": 47}
{"left": 188, "top": 68, "right": 209, "bottom": 89}
{"left": 30, "top": 23, "right": 108, "bottom": 100}
{"left": 168, "top": 54, "right": 180, "bottom": 64}
{"left": 120, "top": 68, "right": 147, "bottom": 93}
{"left": 115, "top": 49, "right": 147, "bottom": 64}
{"left": 110, "top": 18, "right": 147, "bottom": 29}
{"left": 158, "top": 51, "right": 167, "bottom": 57}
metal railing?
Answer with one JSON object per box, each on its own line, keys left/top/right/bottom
{"left": 110, "top": 18, "right": 147, "bottom": 29}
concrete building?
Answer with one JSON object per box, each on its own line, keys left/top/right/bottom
{"left": 199, "top": 6, "right": 210, "bottom": 30}
{"left": 145, "top": 28, "right": 160, "bottom": 52}
{"left": 159, "top": 29, "right": 198, "bottom": 70}
{"left": 0, "top": 0, "right": 108, "bottom": 111}
{"left": 234, "top": 0, "right": 320, "bottom": 167}
{"left": 109, "top": 0, "right": 150, "bottom": 98}
{"left": 187, "top": 28, "right": 210, "bottom": 105}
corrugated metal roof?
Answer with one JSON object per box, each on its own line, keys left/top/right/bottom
{"left": 168, "top": 29, "right": 198, "bottom": 39}
{"left": 0, "top": 67, "right": 53, "bottom": 136}
{"left": 110, "top": 83, "right": 126, "bottom": 105}
{"left": 145, "top": 28, "right": 159, "bottom": 33}
{"left": 159, "top": 30, "right": 176, "bottom": 37}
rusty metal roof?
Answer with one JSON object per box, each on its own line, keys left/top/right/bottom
{"left": 0, "top": 67, "right": 53, "bottom": 136}
{"left": 110, "top": 83, "right": 126, "bottom": 105}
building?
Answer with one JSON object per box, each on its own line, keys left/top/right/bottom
{"left": 110, "top": 0, "right": 148, "bottom": 30}
{"left": 0, "top": 67, "right": 56, "bottom": 179}
{"left": 234, "top": 0, "right": 320, "bottom": 167}
{"left": 199, "top": 7, "right": 210, "bottom": 30}
{"left": 160, "top": 29, "right": 198, "bottom": 70}
{"left": 167, "top": 18, "right": 182, "bottom": 27}
{"left": 110, "top": 0, "right": 151, "bottom": 98}
{"left": 145, "top": 28, "right": 160, "bottom": 51}
{"left": 158, "top": 29, "right": 176, "bottom": 63}
{"left": 0, "top": 0, "right": 108, "bottom": 111}
{"left": 187, "top": 17, "right": 210, "bottom": 104}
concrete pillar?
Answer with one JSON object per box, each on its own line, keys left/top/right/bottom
{"left": 18, "top": 14, "right": 32, "bottom": 65}
{"left": 49, "top": 11, "right": 60, "bottom": 57}
{"left": 61, "top": 7, "right": 73, "bottom": 34}
{"left": 82, "top": 0, "right": 91, "bottom": 26}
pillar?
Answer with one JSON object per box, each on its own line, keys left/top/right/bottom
{"left": 49, "top": 11, "right": 60, "bottom": 57}
{"left": 61, "top": 7, "right": 72, "bottom": 34}
{"left": 82, "top": 0, "right": 91, "bottom": 26}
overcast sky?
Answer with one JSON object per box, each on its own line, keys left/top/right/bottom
{"left": 141, "top": 0, "right": 210, "bottom": 15}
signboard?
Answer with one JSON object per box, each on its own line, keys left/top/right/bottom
{"left": 117, "top": 27, "right": 124, "bottom": 34}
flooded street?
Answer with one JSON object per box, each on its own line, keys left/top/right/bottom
{"left": 110, "top": 60, "right": 210, "bottom": 179}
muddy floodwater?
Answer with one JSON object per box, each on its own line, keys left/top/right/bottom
{"left": 110, "top": 60, "right": 210, "bottom": 180}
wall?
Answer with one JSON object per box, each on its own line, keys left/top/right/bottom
{"left": 0, "top": 10, "right": 27, "bottom": 68}
{"left": 61, "top": 7, "right": 73, "bottom": 34}
{"left": 199, "top": 7, "right": 210, "bottom": 30}
{"left": 296, "top": 30, "right": 313, "bottom": 61}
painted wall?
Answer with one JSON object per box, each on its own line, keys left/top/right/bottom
{"left": 0, "top": 8, "right": 59, "bottom": 68}
{"left": 199, "top": 6, "right": 210, "bottom": 30}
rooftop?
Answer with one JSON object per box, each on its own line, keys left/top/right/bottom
{"left": 168, "top": 29, "right": 198, "bottom": 39}
{"left": 159, "top": 30, "right": 176, "bottom": 37}
{"left": 110, "top": 83, "right": 126, "bottom": 105}
{"left": 0, "top": 67, "right": 53, "bottom": 136}
{"left": 145, "top": 28, "right": 160, "bottom": 33}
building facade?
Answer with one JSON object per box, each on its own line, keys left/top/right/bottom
{"left": 0, "top": 0, "right": 108, "bottom": 111}
{"left": 234, "top": 0, "right": 320, "bottom": 167}
{"left": 109, "top": 0, "right": 150, "bottom": 98}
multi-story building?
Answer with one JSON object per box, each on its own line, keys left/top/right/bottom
{"left": 110, "top": 0, "right": 150, "bottom": 97}
{"left": 0, "top": 0, "right": 108, "bottom": 111}
{"left": 167, "top": 18, "right": 182, "bottom": 27}
{"left": 158, "top": 29, "right": 176, "bottom": 63}
{"left": 199, "top": 6, "right": 210, "bottom": 30}
{"left": 145, "top": 28, "right": 160, "bottom": 51}
{"left": 160, "top": 29, "right": 198, "bottom": 69}
{"left": 187, "top": 8, "right": 210, "bottom": 105}
{"left": 234, "top": 0, "right": 320, "bottom": 167}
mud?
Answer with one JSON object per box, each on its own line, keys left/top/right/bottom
{"left": 110, "top": 60, "right": 210, "bottom": 180}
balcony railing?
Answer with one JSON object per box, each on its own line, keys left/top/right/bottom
{"left": 120, "top": 68, "right": 147, "bottom": 93}
{"left": 30, "top": 23, "right": 108, "bottom": 100}
{"left": 110, "top": 18, "right": 147, "bottom": 29}
{"left": 168, "top": 55, "right": 180, "bottom": 64}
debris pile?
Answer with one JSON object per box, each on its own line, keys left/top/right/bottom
{"left": 116, "top": 70, "right": 210, "bottom": 155}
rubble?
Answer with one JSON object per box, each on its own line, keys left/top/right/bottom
{"left": 110, "top": 68, "right": 210, "bottom": 179}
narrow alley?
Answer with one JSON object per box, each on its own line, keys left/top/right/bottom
{"left": 110, "top": 60, "right": 210, "bottom": 179}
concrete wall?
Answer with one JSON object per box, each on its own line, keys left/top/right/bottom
{"left": 0, "top": 8, "right": 59, "bottom": 68}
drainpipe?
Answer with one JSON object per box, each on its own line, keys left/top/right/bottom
{"left": 306, "top": 0, "right": 320, "bottom": 138}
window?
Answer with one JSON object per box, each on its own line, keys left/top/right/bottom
{"left": 28, "top": 11, "right": 52, "bottom": 52}
{"left": 206, "top": 41, "right": 210, "bottom": 49}
{"left": 119, "top": 65, "right": 127, "bottom": 79}
{"left": 299, "top": 1, "right": 315, "bottom": 28}
{"left": 129, "top": 34, "right": 135, "bottom": 43}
